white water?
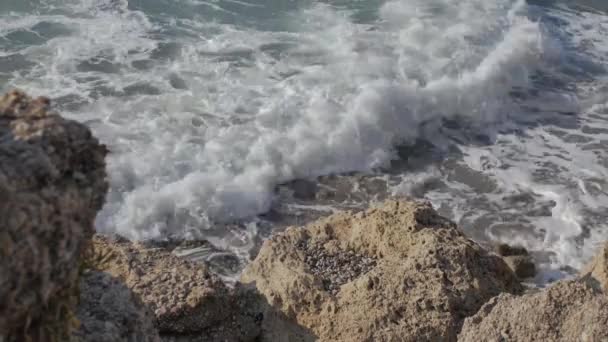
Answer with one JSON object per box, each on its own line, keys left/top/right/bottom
{"left": 1, "top": 0, "right": 607, "bottom": 282}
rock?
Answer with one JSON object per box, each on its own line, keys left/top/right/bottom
{"left": 242, "top": 200, "right": 522, "bottom": 342}
{"left": 458, "top": 279, "right": 608, "bottom": 341}
{"left": 495, "top": 243, "right": 529, "bottom": 257}
{"left": 288, "top": 179, "right": 318, "bottom": 201}
{"left": 494, "top": 244, "right": 536, "bottom": 279}
{"left": 581, "top": 242, "right": 608, "bottom": 291}
{"left": 88, "top": 235, "right": 241, "bottom": 335}
{"left": 160, "top": 285, "right": 263, "bottom": 342}
{"left": 73, "top": 271, "right": 160, "bottom": 342}
{"left": 0, "top": 90, "right": 108, "bottom": 341}
{"left": 504, "top": 255, "right": 536, "bottom": 279}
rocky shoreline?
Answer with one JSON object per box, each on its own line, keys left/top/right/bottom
{"left": 1, "top": 90, "right": 607, "bottom": 341}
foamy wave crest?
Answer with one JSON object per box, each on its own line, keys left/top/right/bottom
{"left": 102, "top": 0, "right": 548, "bottom": 239}
{"left": 2, "top": 0, "right": 551, "bottom": 240}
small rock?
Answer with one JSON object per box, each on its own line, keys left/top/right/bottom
{"left": 504, "top": 255, "right": 536, "bottom": 279}
{"left": 495, "top": 243, "right": 529, "bottom": 257}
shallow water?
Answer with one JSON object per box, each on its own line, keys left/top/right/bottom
{"left": 1, "top": 0, "right": 607, "bottom": 284}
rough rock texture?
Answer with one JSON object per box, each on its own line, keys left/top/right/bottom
{"left": 581, "top": 242, "right": 608, "bottom": 291}
{"left": 297, "top": 239, "right": 377, "bottom": 296}
{"left": 73, "top": 271, "right": 161, "bottom": 342}
{"left": 160, "top": 284, "right": 263, "bottom": 342}
{"left": 89, "top": 235, "right": 259, "bottom": 337}
{"left": 458, "top": 279, "right": 608, "bottom": 342}
{"left": 242, "top": 200, "right": 522, "bottom": 342}
{"left": 0, "top": 90, "right": 108, "bottom": 341}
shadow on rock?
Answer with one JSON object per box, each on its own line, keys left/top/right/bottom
{"left": 74, "top": 270, "right": 160, "bottom": 342}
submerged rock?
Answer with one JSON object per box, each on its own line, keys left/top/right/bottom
{"left": 458, "top": 279, "right": 608, "bottom": 341}
{"left": 242, "top": 200, "right": 522, "bottom": 342}
{"left": 0, "top": 90, "right": 107, "bottom": 341}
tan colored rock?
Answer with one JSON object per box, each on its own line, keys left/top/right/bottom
{"left": 0, "top": 90, "right": 107, "bottom": 341}
{"left": 89, "top": 235, "right": 236, "bottom": 334}
{"left": 458, "top": 279, "right": 608, "bottom": 342}
{"left": 73, "top": 270, "right": 161, "bottom": 342}
{"left": 581, "top": 242, "right": 608, "bottom": 291}
{"left": 242, "top": 200, "right": 522, "bottom": 342}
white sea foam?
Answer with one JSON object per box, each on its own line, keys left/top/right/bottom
{"left": 1, "top": 0, "right": 547, "bottom": 236}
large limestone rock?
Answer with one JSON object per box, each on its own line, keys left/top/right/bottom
{"left": 73, "top": 270, "right": 161, "bottom": 342}
{"left": 0, "top": 90, "right": 107, "bottom": 341}
{"left": 89, "top": 235, "right": 259, "bottom": 338}
{"left": 581, "top": 242, "right": 608, "bottom": 291}
{"left": 458, "top": 279, "right": 608, "bottom": 341}
{"left": 241, "top": 200, "right": 522, "bottom": 342}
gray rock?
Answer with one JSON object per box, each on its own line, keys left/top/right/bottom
{"left": 459, "top": 279, "right": 608, "bottom": 341}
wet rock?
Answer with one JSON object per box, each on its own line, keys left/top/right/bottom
{"left": 0, "top": 90, "right": 108, "bottom": 341}
{"left": 504, "top": 255, "right": 536, "bottom": 279}
{"left": 495, "top": 243, "right": 529, "bottom": 257}
{"left": 242, "top": 200, "right": 522, "bottom": 342}
{"left": 88, "top": 235, "right": 232, "bottom": 334}
{"left": 73, "top": 271, "right": 160, "bottom": 342}
{"left": 495, "top": 243, "right": 536, "bottom": 279}
{"left": 458, "top": 280, "right": 608, "bottom": 341}
{"left": 581, "top": 242, "right": 608, "bottom": 291}
{"left": 287, "top": 179, "right": 318, "bottom": 201}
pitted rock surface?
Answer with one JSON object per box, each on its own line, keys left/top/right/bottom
{"left": 89, "top": 235, "right": 232, "bottom": 334}
{"left": 242, "top": 200, "right": 522, "bottom": 342}
{"left": 297, "top": 239, "right": 376, "bottom": 296}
